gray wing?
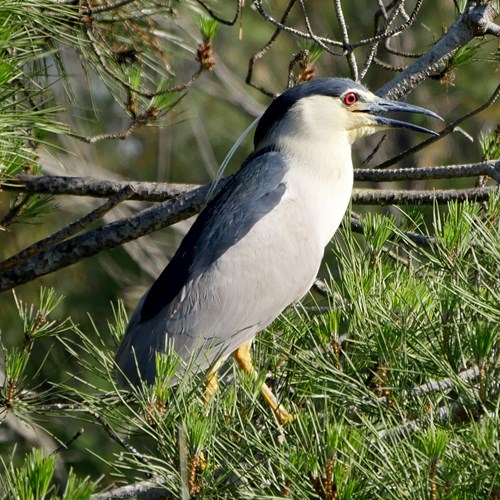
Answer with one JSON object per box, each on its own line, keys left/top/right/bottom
{"left": 116, "top": 147, "right": 323, "bottom": 387}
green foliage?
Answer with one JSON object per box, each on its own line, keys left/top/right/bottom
{"left": 297, "top": 40, "right": 324, "bottom": 64}
{"left": 198, "top": 16, "right": 219, "bottom": 43}
{"left": 0, "top": 448, "right": 98, "bottom": 500}
{"left": 480, "top": 127, "right": 500, "bottom": 161}
{"left": 2, "top": 198, "right": 498, "bottom": 498}
{"left": 1, "top": 448, "right": 56, "bottom": 500}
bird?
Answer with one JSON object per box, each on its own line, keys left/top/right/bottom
{"left": 115, "top": 77, "right": 441, "bottom": 422}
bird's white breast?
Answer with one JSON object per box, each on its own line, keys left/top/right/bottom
{"left": 280, "top": 136, "right": 354, "bottom": 249}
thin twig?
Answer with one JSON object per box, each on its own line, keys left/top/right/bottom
{"left": 373, "top": 83, "right": 500, "bottom": 169}
{"left": 34, "top": 398, "right": 151, "bottom": 465}
{"left": 80, "top": 0, "right": 135, "bottom": 15}
{"left": 360, "top": 136, "right": 388, "bottom": 166}
{"left": 360, "top": 0, "right": 406, "bottom": 79}
{"left": 52, "top": 428, "right": 85, "bottom": 454}
{"left": 195, "top": 0, "right": 242, "bottom": 25}
{"left": 71, "top": 121, "right": 142, "bottom": 144}
{"left": 85, "top": 408, "right": 151, "bottom": 466}
{"left": 333, "top": 0, "right": 358, "bottom": 80}
{"left": 246, "top": 0, "right": 296, "bottom": 97}
{"left": 252, "top": 0, "right": 343, "bottom": 48}
{"left": 253, "top": 0, "right": 424, "bottom": 50}
{"left": 298, "top": 0, "right": 345, "bottom": 57}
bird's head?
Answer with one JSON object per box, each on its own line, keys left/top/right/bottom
{"left": 254, "top": 78, "right": 442, "bottom": 148}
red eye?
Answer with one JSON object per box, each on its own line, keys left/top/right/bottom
{"left": 343, "top": 92, "right": 358, "bottom": 105}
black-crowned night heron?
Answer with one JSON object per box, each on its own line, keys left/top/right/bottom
{"left": 115, "top": 77, "right": 441, "bottom": 422}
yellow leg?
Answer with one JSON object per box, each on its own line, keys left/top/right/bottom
{"left": 234, "top": 340, "right": 294, "bottom": 424}
{"left": 203, "top": 359, "right": 223, "bottom": 404}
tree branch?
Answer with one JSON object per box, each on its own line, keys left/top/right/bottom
{"left": 6, "top": 161, "right": 500, "bottom": 201}
{"left": 355, "top": 160, "right": 500, "bottom": 182}
{"left": 353, "top": 186, "right": 498, "bottom": 205}
{"left": 93, "top": 480, "right": 172, "bottom": 499}
{"left": 0, "top": 187, "right": 135, "bottom": 272}
{"left": 376, "top": 0, "right": 500, "bottom": 98}
{"left": 4, "top": 175, "right": 197, "bottom": 202}
{"left": 0, "top": 182, "right": 223, "bottom": 293}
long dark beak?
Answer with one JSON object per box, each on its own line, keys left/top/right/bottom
{"left": 367, "top": 97, "right": 443, "bottom": 136}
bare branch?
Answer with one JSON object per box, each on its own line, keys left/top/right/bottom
{"left": 253, "top": 0, "right": 425, "bottom": 52}
{"left": 353, "top": 186, "right": 498, "bottom": 205}
{"left": 355, "top": 161, "right": 500, "bottom": 183}
{"left": 246, "top": 0, "right": 297, "bottom": 97}
{"left": 361, "top": 0, "right": 416, "bottom": 78}
{"left": 411, "top": 366, "right": 480, "bottom": 398}
{"left": 376, "top": 0, "right": 500, "bottom": 98}
{"left": 0, "top": 182, "right": 225, "bottom": 292}
{"left": 80, "top": 0, "right": 135, "bottom": 15}
{"left": 52, "top": 428, "right": 84, "bottom": 455}
{"left": 8, "top": 174, "right": 490, "bottom": 290}
{"left": 195, "top": 0, "right": 242, "bottom": 26}
{"left": 72, "top": 121, "right": 142, "bottom": 144}
{"left": 0, "top": 187, "right": 135, "bottom": 272}
{"left": 352, "top": 0, "right": 424, "bottom": 49}
{"left": 7, "top": 161, "right": 500, "bottom": 202}
{"left": 333, "top": 0, "right": 358, "bottom": 80}
{"left": 3, "top": 175, "right": 197, "bottom": 202}
{"left": 85, "top": 408, "right": 151, "bottom": 466}
{"left": 298, "top": 0, "right": 345, "bottom": 57}
{"left": 360, "top": 136, "right": 388, "bottom": 166}
{"left": 93, "top": 480, "right": 172, "bottom": 499}
{"left": 252, "top": 0, "right": 343, "bottom": 48}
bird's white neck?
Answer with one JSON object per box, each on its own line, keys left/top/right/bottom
{"left": 277, "top": 136, "right": 354, "bottom": 249}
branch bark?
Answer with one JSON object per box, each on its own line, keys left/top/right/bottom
{"left": 353, "top": 186, "right": 498, "bottom": 205}
{"left": 92, "top": 481, "right": 172, "bottom": 499}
